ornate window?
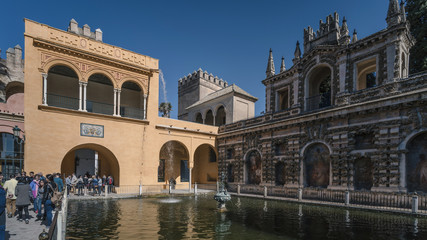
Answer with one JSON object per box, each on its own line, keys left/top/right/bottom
{"left": 276, "top": 87, "right": 289, "bottom": 111}
{"left": 356, "top": 57, "right": 377, "bottom": 90}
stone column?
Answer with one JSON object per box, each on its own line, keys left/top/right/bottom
{"left": 189, "top": 167, "right": 192, "bottom": 192}
{"left": 117, "top": 90, "right": 121, "bottom": 116}
{"left": 113, "top": 88, "right": 118, "bottom": 116}
{"left": 42, "top": 73, "right": 48, "bottom": 105}
{"left": 78, "top": 81, "right": 83, "bottom": 111}
{"left": 82, "top": 82, "right": 88, "bottom": 111}
{"left": 143, "top": 94, "right": 148, "bottom": 119}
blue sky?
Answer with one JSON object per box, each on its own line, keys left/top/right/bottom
{"left": 0, "top": 0, "right": 389, "bottom": 118}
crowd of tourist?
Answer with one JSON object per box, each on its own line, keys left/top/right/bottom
{"left": 0, "top": 171, "right": 114, "bottom": 238}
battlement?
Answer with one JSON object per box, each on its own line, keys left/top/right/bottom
{"left": 178, "top": 68, "right": 228, "bottom": 88}
{"left": 67, "top": 19, "right": 103, "bottom": 42}
{"left": 303, "top": 12, "right": 350, "bottom": 53}
{"left": 0, "top": 45, "right": 23, "bottom": 71}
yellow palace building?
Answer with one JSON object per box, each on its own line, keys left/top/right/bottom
{"left": 23, "top": 19, "right": 218, "bottom": 191}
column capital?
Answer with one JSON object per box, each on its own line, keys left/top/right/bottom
{"left": 42, "top": 73, "right": 48, "bottom": 78}
{"left": 117, "top": 89, "right": 122, "bottom": 93}
{"left": 82, "top": 82, "right": 88, "bottom": 86}
{"left": 143, "top": 94, "right": 148, "bottom": 98}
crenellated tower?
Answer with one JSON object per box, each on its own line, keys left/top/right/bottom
{"left": 178, "top": 68, "right": 228, "bottom": 120}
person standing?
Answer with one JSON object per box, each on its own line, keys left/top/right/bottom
{"left": 43, "top": 174, "right": 57, "bottom": 227}
{"left": 53, "top": 173, "right": 64, "bottom": 192}
{"left": 91, "top": 176, "right": 98, "bottom": 195}
{"left": 65, "top": 175, "right": 72, "bottom": 195}
{"left": 36, "top": 180, "right": 45, "bottom": 220}
{"left": 30, "top": 175, "right": 40, "bottom": 213}
{"left": 3, "top": 175, "right": 18, "bottom": 218}
{"left": 15, "top": 177, "right": 31, "bottom": 224}
{"left": 76, "top": 176, "right": 83, "bottom": 196}
{"left": 97, "top": 176, "right": 103, "bottom": 195}
{"left": 0, "top": 181, "right": 6, "bottom": 239}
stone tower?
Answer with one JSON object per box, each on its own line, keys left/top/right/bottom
{"left": 178, "top": 68, "right": 228, "bottom": 120}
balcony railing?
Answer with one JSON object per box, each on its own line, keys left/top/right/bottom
{"left": 87, "top": 100, "right": 114, "bottom": 116}
{"left": 306, "top": 91, "right": 331, "bottom": 111}
{"left": 47, "top": 93, "right": 79, "bottom": 110}
{"left": 120, "top": 106, "right": 144, "bottom": 119}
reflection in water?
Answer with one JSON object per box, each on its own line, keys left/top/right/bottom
{"left": 66, "top": 195, "right": 427, "bottom": 239}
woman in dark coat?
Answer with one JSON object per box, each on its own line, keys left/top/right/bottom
{"left": 15, "top": 177, "right": 32, "bottom": 224}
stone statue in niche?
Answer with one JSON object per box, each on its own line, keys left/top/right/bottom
{"left": 305, "top": 143, "right": 330, "bottom": 188}
{"left": 415, "top": 154, "right": 427, "bottom": 190}
{"left": 246, "top": 151, "right": 261, "bottom": 185}
{"left": 406, "top": 133, "right": 427, "bottom": 193}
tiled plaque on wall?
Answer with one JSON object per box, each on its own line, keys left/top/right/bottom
{"left": 80, "top": 123, "right": 104, "bottom": 138}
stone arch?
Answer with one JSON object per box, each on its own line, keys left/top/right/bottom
{"left": 204, "top": 109, "right": 214, "bottom": 125}
{"left": 118, "top": 78, "right": 146, "bottom": 95}
{"left": 159, "top": 140, "right": 190, "bottom": 184}
{"left": 46, "top": 64, "right": 80, "bottom": 110}
{"left": 192, "top": 143, "right": 218, "bottom": 184}
{"left": 244, "top": 149, "right": 262, "bottom": 185}
{"left": 301, "top": 141, "right": 331, "bottom": 188}
{"left": 215, "top": 104, "right": 226, "bottom": 126}
{"left": 404, "top": 131, "right": 427, "bottom": 192}
{"left": 195, "top": 112, "right": 203, "bottom": 124}
{"left": 87, "top": 72, "right": 115, "bottom": 115}
{"left": 398, "top": 128, "right": 427, "bottom": 190}
{"left": 86, "top": 70, "right": 115, "bottom": 86}
{"left": 119, "top": 80, "right": 145, "bottom": 119}
{"left": 5, "top": 81, "right": 24, "bottom": 102}
{"left": 44, "top": 59, "right": 83, "bottom": 80}
{"left": 61, "top": 143, "right": 120, "bottom": 186}
{"left": 304, "top": 63, "right": 333, "bottom": 111}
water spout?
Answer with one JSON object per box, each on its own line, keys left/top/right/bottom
{"left": 159, "top": 69, "right": 168, "bottom": 103}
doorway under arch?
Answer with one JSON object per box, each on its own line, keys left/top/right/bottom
{"left": 158, "top": 141, "right": 190, "bottom": 184}
{"left": 406, "top": 132, "right": 427, "bottom": 193}
{"left": 192, "top": 144, "right": 218, "bottom": 184}
{"left": 61, "top": 143, "right": 120, "bottom": 186}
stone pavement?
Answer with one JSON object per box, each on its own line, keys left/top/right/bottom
{"left": 5, "top": 206, "right": 51, "bottom": 240}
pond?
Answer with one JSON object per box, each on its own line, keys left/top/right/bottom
{"left": 66, "top": 194, "right": 427, "bottom": 239}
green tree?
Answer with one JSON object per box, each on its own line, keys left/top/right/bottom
{"left": 407, "top": 0, "right": 427, "bottom": 74}
{"left": 159, "top": 102, "right": 172, "bottom": 118}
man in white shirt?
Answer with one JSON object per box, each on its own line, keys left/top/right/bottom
{"left": 3, "top": 175, "right": 18, "bottom": 218}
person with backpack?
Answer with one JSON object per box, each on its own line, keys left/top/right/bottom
{"left": 3, "top": 174, "right": 18, "bottom": 218}
{"left": 53, "top": 173, "right": 63, "bottom": 192}
{"left": 15, "top": 177, "right": 32, "bottom": 224}
{"left": 91, "top": 175, "right": 98, "bottom": 195}
{"left": 107, "top": 175, "right": 113, "bottom": 193}
{"left": 42, "top": 174, "right": 57, "bottom": 227}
